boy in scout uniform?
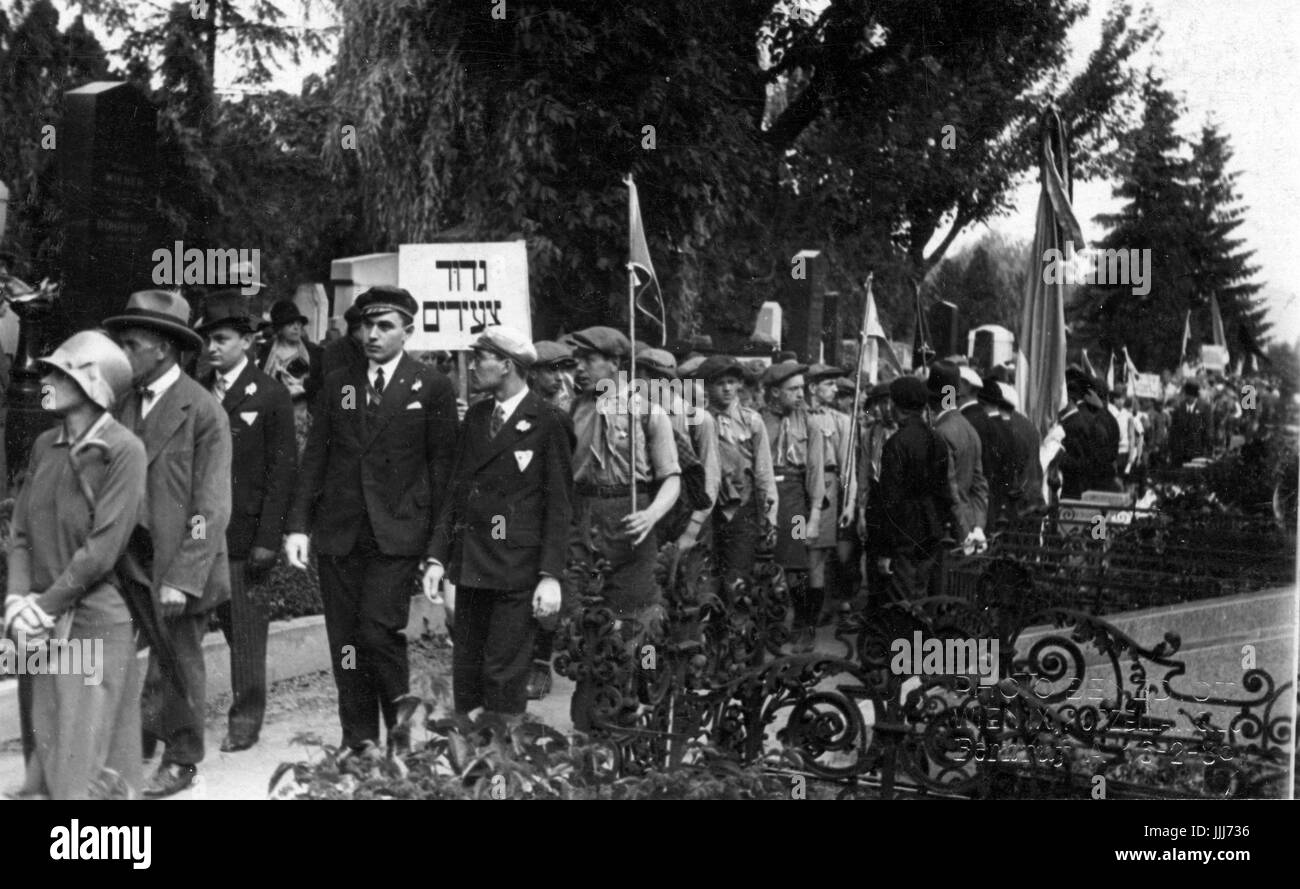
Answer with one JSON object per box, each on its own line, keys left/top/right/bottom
{"left": 760, "top": 360, "right": 825, "bottom": 652}
{"left": 566, "top": 326, "right": 680, "bottom": 731}
{"left": 700, "top": 356, "right": 777, "bottom": 596}
{"left": 806, "top": 364, "right": 852, "bottom": 622}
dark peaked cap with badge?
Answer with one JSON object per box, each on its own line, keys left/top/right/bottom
{"left": 355, "top": 285, "right": 418, "bottom": 321}
{"left": 696, "top": 354, "right": 747, "bottom": 383}
{"left": 104, "top": 289, "right": 205, "bottom": 352}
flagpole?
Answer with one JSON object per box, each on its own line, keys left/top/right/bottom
{"left": 842, "top": 273, "right": 874, "bottom": 533}
{"left": 625, "top": 172, "right": 638, "bottom": 513}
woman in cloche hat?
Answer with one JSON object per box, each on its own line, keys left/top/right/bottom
{"left": 4, "top": 330, "right": 147, "bottom": 799}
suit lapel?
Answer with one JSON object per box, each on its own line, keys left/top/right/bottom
{"left": 468, "top": 390, "right": 540, "bottom": 474}
{"left": 140, "top": 377, "right": 192, "bottom": 466}
{"left": 363, "top": 353, "right": 418, "bottom": 451}
{"left": 220, "top": 361, "right": 259, "bottom": 414}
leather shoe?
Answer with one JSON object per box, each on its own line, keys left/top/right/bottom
{"left": 143, "top": 763, "right": 197, "bottom": 799}
{"left": 525, "top": 661, "right": 552, "bottom": 700}
{"left": 220, "top": 735, "right": 257, "bottom": 753}
{"left": 337, "top": 740, "right": 382, "bottom": 764}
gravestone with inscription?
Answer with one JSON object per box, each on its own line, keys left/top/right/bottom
{"left": 59, "top": 80, "right": 160, "bottom": 338}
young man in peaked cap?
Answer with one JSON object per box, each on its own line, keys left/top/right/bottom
{"left": 427, "top": 326, "right": 573, "bottom": 724}
{"left": 104, "top": 289, "right": 232, "bottom": 798}
{"left": 285, "top": 285, "right": 457, "bottom": 758}
{"left": 196, "top": 291, "right": 297, "bottom": 752}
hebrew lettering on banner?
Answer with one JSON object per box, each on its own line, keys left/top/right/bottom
{"left": 421, "top": 299, "right": 504, "bottom": 334}
{"left": 434, "top": 259, "right": 490, "bottom": 292}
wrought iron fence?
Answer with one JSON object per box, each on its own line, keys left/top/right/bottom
{"left": 555, "top": 511, "right": 1294, "bottom": 799}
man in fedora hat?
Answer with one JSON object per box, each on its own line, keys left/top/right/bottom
{"left": 286, "top": 285, "right": 457, "bottom": 758}
{"left": 104, "top": 289, "right": 232, "bottom": 798}
{"left": 196, "top": 291, "right": 297, "bottom": 752}
{"left": 760, "top": 359, "right": 825, "bottom": 651}
{"left": 426, "top": 326, "right": 572, "bottom": 724}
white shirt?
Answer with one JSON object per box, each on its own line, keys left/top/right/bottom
{"left": 213, "top": 356, "right": 248, "bottom": 399}
{"left": 367, "top": 353, "right": 403, "bottom": 399}
{"left": 493, "top": 385, "right": 529, "bottom": 428}
{"left": 1109, "top": 403, "right": 1131, "bottom": 453}
{"left": 140, "top": 363, "right": 182, "bottom": 419}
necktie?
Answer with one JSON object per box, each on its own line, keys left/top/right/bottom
{"left": 490, "top": 403, "right": 506, "bottom": 438}
{"left": 372, "top": 367, "right": 386, "bottom": 405}
{"left": 137, "top": 385, "right": 155, "bottom": 401}
{"left": 214, "top": 377, "right": 227, "bottom": 401}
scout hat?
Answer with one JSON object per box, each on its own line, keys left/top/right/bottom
{"left": 355, "top": 285, "right": 418, "bottom": 321}
{"left": 196, "top": 289, "right": 255, "bottom": 336}
{"left": 103, "top": 289, "right": 204, "bottom": 352}
{"left": 38, "top": 330, "right": 134, "bottom": 411}
{"left": 472, "top": 325, "right": 537, "bottom": 368}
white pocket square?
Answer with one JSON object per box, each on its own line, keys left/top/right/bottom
{"left": 514, "top": 449, "right": 534, "bottom": 471}
{"left": 239, "top": 411, "right": 258, "bottom": 426}
{"left": 406, "top": 402, "right": 422, "bottom": 410}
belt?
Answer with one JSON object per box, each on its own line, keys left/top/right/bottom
{"left": 576, "top": 482, "right": 652, "bottom": 499}
{"left": 824, "top": 466, "right": 839, "bottom": 474}
{"left": 773, "top": 468, "right": 806, "bottom": 483}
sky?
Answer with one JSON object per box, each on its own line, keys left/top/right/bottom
{"left": 945, "top": 0, "right": 1300, "bottom": 344}
{"left": 45, "top": 0, "right": 1300, "bottom": 343}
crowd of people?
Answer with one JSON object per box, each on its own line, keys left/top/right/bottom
{"left": 1, "top": 282, "right": 1288, "bottom": 799}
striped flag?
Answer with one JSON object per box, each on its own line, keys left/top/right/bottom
{"left": 626, "top": 174, "right": 666, "bottom": 347}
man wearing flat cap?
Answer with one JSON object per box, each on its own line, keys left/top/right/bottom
{"left": 876, "top": 376, "right": 954, "bottom": 601}
{"left": 700, "top": 355, "right": 777, "bottom": 595}
{"left": 196, "top": 290, "right": 297, "bottom": 752}
{"left": 426, "top": 326, "right": 573, "bottom": 725}
{"left": 105, "top": 289, "right": 233, "bottom": 797}
{"left": 805, "top": 364, "right": 853, "bottom": 622}
{"left": 529, "top": 340, "right": 577, "bottom": 416}
{"left": 566, "top": 325, "right": 680, "bottom": 730}
{"left": 286, "top": 285, "right": 457, "bottom": 758}
{"left": 760, "top": 360, "right": 826, "bottom": 651}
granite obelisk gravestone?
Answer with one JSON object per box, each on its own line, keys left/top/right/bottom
{"left": 60, "top": 80, "right": 160, "bottom": 336}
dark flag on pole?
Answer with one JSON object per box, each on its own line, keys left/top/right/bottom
{"left": 626, "top": 175, "right": 667, "bottom": 347}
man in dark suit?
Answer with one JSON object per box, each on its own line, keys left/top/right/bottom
{"left": 104, "top": 290, "right": 232, "bottom": 798}
{"left": 927, "top": 361, "right": 987, "bottom": 550}
{"left": 322, "top": 304, "right": 366, "bottom": 379}
{"left": 426, "top": 327, "right": 573, "bottom": 723}
{"left": 1169, "top": 380, "right": 1213, "bottom": 465}
{"left": 196, "top": 291, "right": 297, "bottom": 752}
{"left": 956, "top": 365, "right": 1018, "bottom": 532}
{"left": 877, "top": 376, "right": 953, "bottom": 601}
{"left": 285, "top": 286, "right": 457, "bottom": 757}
